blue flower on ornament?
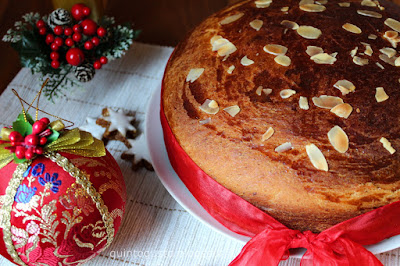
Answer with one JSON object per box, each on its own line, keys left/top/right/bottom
{"left": 39, "top": 172, "right": 62, "bottom": 193}
{"left": 23, "top": 166, "right": 32, "bottom": 177}
{"left": 32, "top": 163, "right": 45, "bottom": 177}
{"left": 15, "top": 184, "right": 37, "bottom": 204}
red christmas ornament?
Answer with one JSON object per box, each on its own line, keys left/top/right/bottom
{"left": 65, "top": 38, "right": 74, "bottom": 47}
{"left": 54, "top": 37, "right": 63, "bottom": 47}
{"left": 93, "top": 61, "right": 102, "bottom": 69}
{"left": 50, "top": 43, "right": 59, "bottom": 51}
{"left": 64, "top": 27, "right": 73, "bottom": 36}
{"left": 72, "top": 24, "right": 82, "bottom": 33}
{"left": 25, "top": 135, "right": 39, "bottom": 146}
{"left": 51, "top": 60, "right": 60, "bottom": 69}
{"left": 71, "top": 3, "right": 87, "bottom": 21}
{"left": 36, "top": 20, "right": 45, "bottom": 29}
{"left": 66, "top": 48, "right": 85, "bottom": 66}
{"left": 8, "top": 131, "right": 23, "bottom": 142}
{"left": 53, "top": 26, "right": 63, "bottom": 35}
{"left": 32, "top": 121, "right": 47, "bottom": 135}
{"left": 45, "top": 34, "right": 54, "bottom": 45}
{"left": 39, "top": 27, "right": 47, "bottom": 35}
{"left": 39, "top": 137, "right": 47, "bottom": 146}
{"left": 25, "top": 147, "right": 34, "bottom": 160}
{"left": 84, "top": 41, "right": 94, "bottom": 50}
{"left": 39, "top": 117, "right": 50, "bottom": 124}
{"left": 97, "top": 27, "right": 106, "bottom": 37}
{"left": 82, "top": 6, "right": 91, "bottom": 16}
{"left": 81, "top": 19, "right": 97, "bottom": 36}
{"left": 91, "top": 36, "right": 100, "bottom": 46}
{"left": 50, "top": 52, "right": 59, "bottom": 60}
{"left": 72, "top": 33, "right": 82, "bottom": 42}
{"left": 15, "top": 146, "right": 25, "bottom": 159}
{"left": 100, "top": 56, "right": 108, "bottom": 65}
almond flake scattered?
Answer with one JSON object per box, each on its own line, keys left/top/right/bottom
{"left": 281, "top": 20, "right": 299, "bottom": 30}
{"left": 241, "top": 56, "right": 255, "bottom": 66}
{"left": 199, "top": 99, "right": 220, "bottom": 115}
{"left": 211, "top": 36, "right": 237, "bottom": 57}
{"left": 357, "top": 10, "right": 382, "bottom": 18}
{"left": 186, "top": 68, "right": 205, "bottom": 83}
{"left": 385, "top": 30, "right": 399, "bottom": 40}
{"left": 328, "top": 126, "right": 349, "bottom": 153}
{"left": 343, "top": 23, "right": 362, "bottom": 34}
{"left": 274, "top": 55, "right": 291, "bottom": 66}
{"left": 297, "top": 26, "right": 322, "bottom": 39}
{"left": 353, "top": 56, "right": 369, "bottom": 66}
{"left": 380, "top": 137, "right": 396, "bottom": 154}
{"left": 361, "top": 0, "right": 376, "bottom": 6}
{"left": 379, "top": 54, "right": 396, "bottom": 66}
{"left": 385, "top": 18, "right": 400, "bottom": 33}
{"left": 250, "top": 19, "right": 263, "bottom": 31}
{"left": 255, "top": 0, "right": 272, "bottom": 8}
{"left": 356, "top": 108, "right": 361, "bottom": 113}
{"left": 375, "top": 87, "right": 389, "bottom": 102}
{"left": 263, "top": 44, "right": 288, "bottom": 55}
{"left": 300, "top": 4, "right": 326, "bottom": 12}
{"left": 312, "top": 95, "right": 344, "bottom": 109}
{"left": 310, "top": 53, "right": 337, "bottom": 64}
{"left": 330, "top": 103, "right": 353, "bottom": 118}
{"left": 306, "top": 144, "right": 328, "bottom": 171}
{"left": 262, "top": 127, "right": 275, "bottom": 142}
{"left": 223, "top": 105, "right": 241, "bottom": 117}
{"left": 275, "top": 142, "right": 293, "bottom": 153}
{"left": 199, "top": 118, "right": 211, "bottom": 125}
{"left": 299, "top": 96, "right": 309, "bottom": 110}
{"left": 365, "top": 45, "right": 373, "bottom": 56}
{"left": 368, "top": 34, "right": 378, "bottom": 40}
{"left": 227, "top": 65, "right": 235, "bottom": 74}
{"left": 380, "top": 47, "right": 397, "bottom": 58}
{"left": 338, "top": 2, "right": 350, "bottom": 7}
{"left": 350, "top": 47, "right": 358, "bottom": 57}
{"left": 306, "top": 46, "right": 324, "bottom": 56}
{"left": 280, "top": 89, "right": 296, "bottom": 99}
{"left": 334, "top": 80, "right": 356, "bottom": 95}
{"left": 395, "top": 57, "right": 400, "bottom": 67}
{"left": 220, "top": 13, "right": 244, "bottom": 25}
{"left": 263, "top": 88, "right": 273, "bottom": 95}
{"left": 281, "top": 6, "right": 289, "bottom": 12}
{"left": 376, "top": 62, "right": 385, "bottom": 69}
{"left": 256, "top": 86, "right": 263, "bottom": 96}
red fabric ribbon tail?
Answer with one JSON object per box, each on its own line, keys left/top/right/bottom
{"left": 229, "top": 228, "right": 294, "bottom": 266}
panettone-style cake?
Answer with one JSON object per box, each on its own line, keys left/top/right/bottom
{"left": 162, "top": 0, "right": 400, "bottom": 232}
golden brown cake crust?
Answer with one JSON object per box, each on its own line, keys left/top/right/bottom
{"left": 162, "top": 0, "right": 400, "bottom": 232}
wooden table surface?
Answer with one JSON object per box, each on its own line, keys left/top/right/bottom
{"left": 0, "top": 0, "right": 399, "bottom": 95}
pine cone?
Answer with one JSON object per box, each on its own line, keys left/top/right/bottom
{"left": 47, "top": 8, "right": 72, "bottom": 29}
{"left": 74, "top": 63, "right": 95, "bottom": 82}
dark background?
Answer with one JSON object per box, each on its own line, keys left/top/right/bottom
{"left": 0, "top": 0, "right": 398, "bottom": 95}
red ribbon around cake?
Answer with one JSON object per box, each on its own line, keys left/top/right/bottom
{"left": 160, "top": 89, "right": 400, "bottom": 265}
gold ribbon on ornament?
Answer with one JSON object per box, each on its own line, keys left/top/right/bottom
{"left": 0, "top": 128, "right": 106, "bottom": 170}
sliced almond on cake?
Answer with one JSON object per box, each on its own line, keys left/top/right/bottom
{"left": 220, "top": 13, "right": 244, "bottom": 25}
{"left": 306, "top": 144, "right": 328, "bottom": 171}
{"left": 333, "top": 80, "right": 356, "bottom": 95}
{"left": 328, "top": 126, "right": 349, "bottom": 153}
{"left": 223, "top": 105, "right": 241, "bottom": 117}
{"left": 186, "top": 68, "right": 205, "bottom": 83}
{"left": 250, "top": 19, "right": 263, "bottom": 31}
{"left": 274, "top": 55, "right": 291, "bottom": 66}
{"left": 297, "top": 26, "right": 322, "bottom": 39}
{"left": 262, "top": 127, "right": 274, "bottom": 142}
{"left": 299, "top": 96, "right": 309, "bottom": 110}
{"left": 380, "top": 137, "right": 396, "bottom": 154}
{"left": 200, "top": 99, "right": 220, "bottom": 115}
{"left": 280, "top": 89, "right": 296, "bottom": 99}
{"left": 312, "top": 95, "right": 344, "bottom": 109}
{"left": 263, "top": 44, "right": 288, "bottom": 55}
{"left": 330, "top": 103, "right": 353, "bottom": 118}
{"left": 275, "top": 142, "right": 293, "bottom": 153}
{"left": 375, "top": 87, "right": 389, "bottom": 102}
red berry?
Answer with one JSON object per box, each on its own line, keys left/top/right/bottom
{"left": 50, "top": 43, "right": 59, "bottom": 51}
{"left": 15, "top": 146, "right": 26, "bottom": 159}
{"left": 35, "top": 147, "right": 44, "bottom": 155}
{"left": 82, "top": 6, "right": 91, "bottom": 16}
{"left": 97, "top": 27, "right": 106, "bottom": 37}
{"left": 93, "top": 61, "right": 102, "bottom": 69}
{"left": 32, "top": 120, "right": 47, "bottom": 134}
{"left": 81, "top": 19, "right": 97, "bottom": 36}
{"left": 64, "top": 27, "right": 73, "bottom": 36}
{"left": 54, "top": 26, "right": 63, "bottom": 35}
{"left": 50, "top": 52, "right": 59, "bottom": 60}
{"left": 54, "top": 37, "right": 63, "bottom": 46}
{"left": 39, "top": 137, "right": 47, "bottom": 146}
{"left": 8, "top": 131, "right": 23, "bottom": 142}
{"left": 91, "top": 36, "right": 100, "bottom": 46}
{"left": 84, "top": 41, "right": 94, "bottom": 50}
{"left": 25, "top": 134, "right": 39, "bottom": 146}
{"left": 45, "top": 34, "right": 54, "bottom": 44}
{"left": 25, "top": 147, "right": 35, "bottom": 160}
{"left": 72, "top": 33, "right": 82, "bottom": 42}
{"left": 51, "top": 60, "right": 60, "bottom": 69}
{"left": 39, "top": 27, "right": 47, "bottom": 35}
{"left": 39, "top": 117, "right": 50, "bottom": 124}
{"left": 65, "top": 38, "right": 74, "bottom": 47}
{"left": 71, "top": 3, "right": 87, "bottom": 21}
{"left": 36, "top": 20, "right": 45, "bottom": 28}
{"left": 73, "top": 24, "right": 82, "bottom": 33}
{"left": 100, "top": 56, "right": 108, "bottom": 65}
{"left": 66, "top": 48, "right": 85, "bottom": 66}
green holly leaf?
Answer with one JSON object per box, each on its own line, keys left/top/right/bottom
{"left": 13, "top": 154, "right": 27, "bottom": 164}
{"left": 12, "top": 113, "right": 34, "bottom": 136}
{"left": 46, "top": 128, "right": 60, "bottom": 145}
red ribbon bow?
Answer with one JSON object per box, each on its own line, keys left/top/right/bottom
{"left": 160, "top": 87, "right": 400, "bottom": 265}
